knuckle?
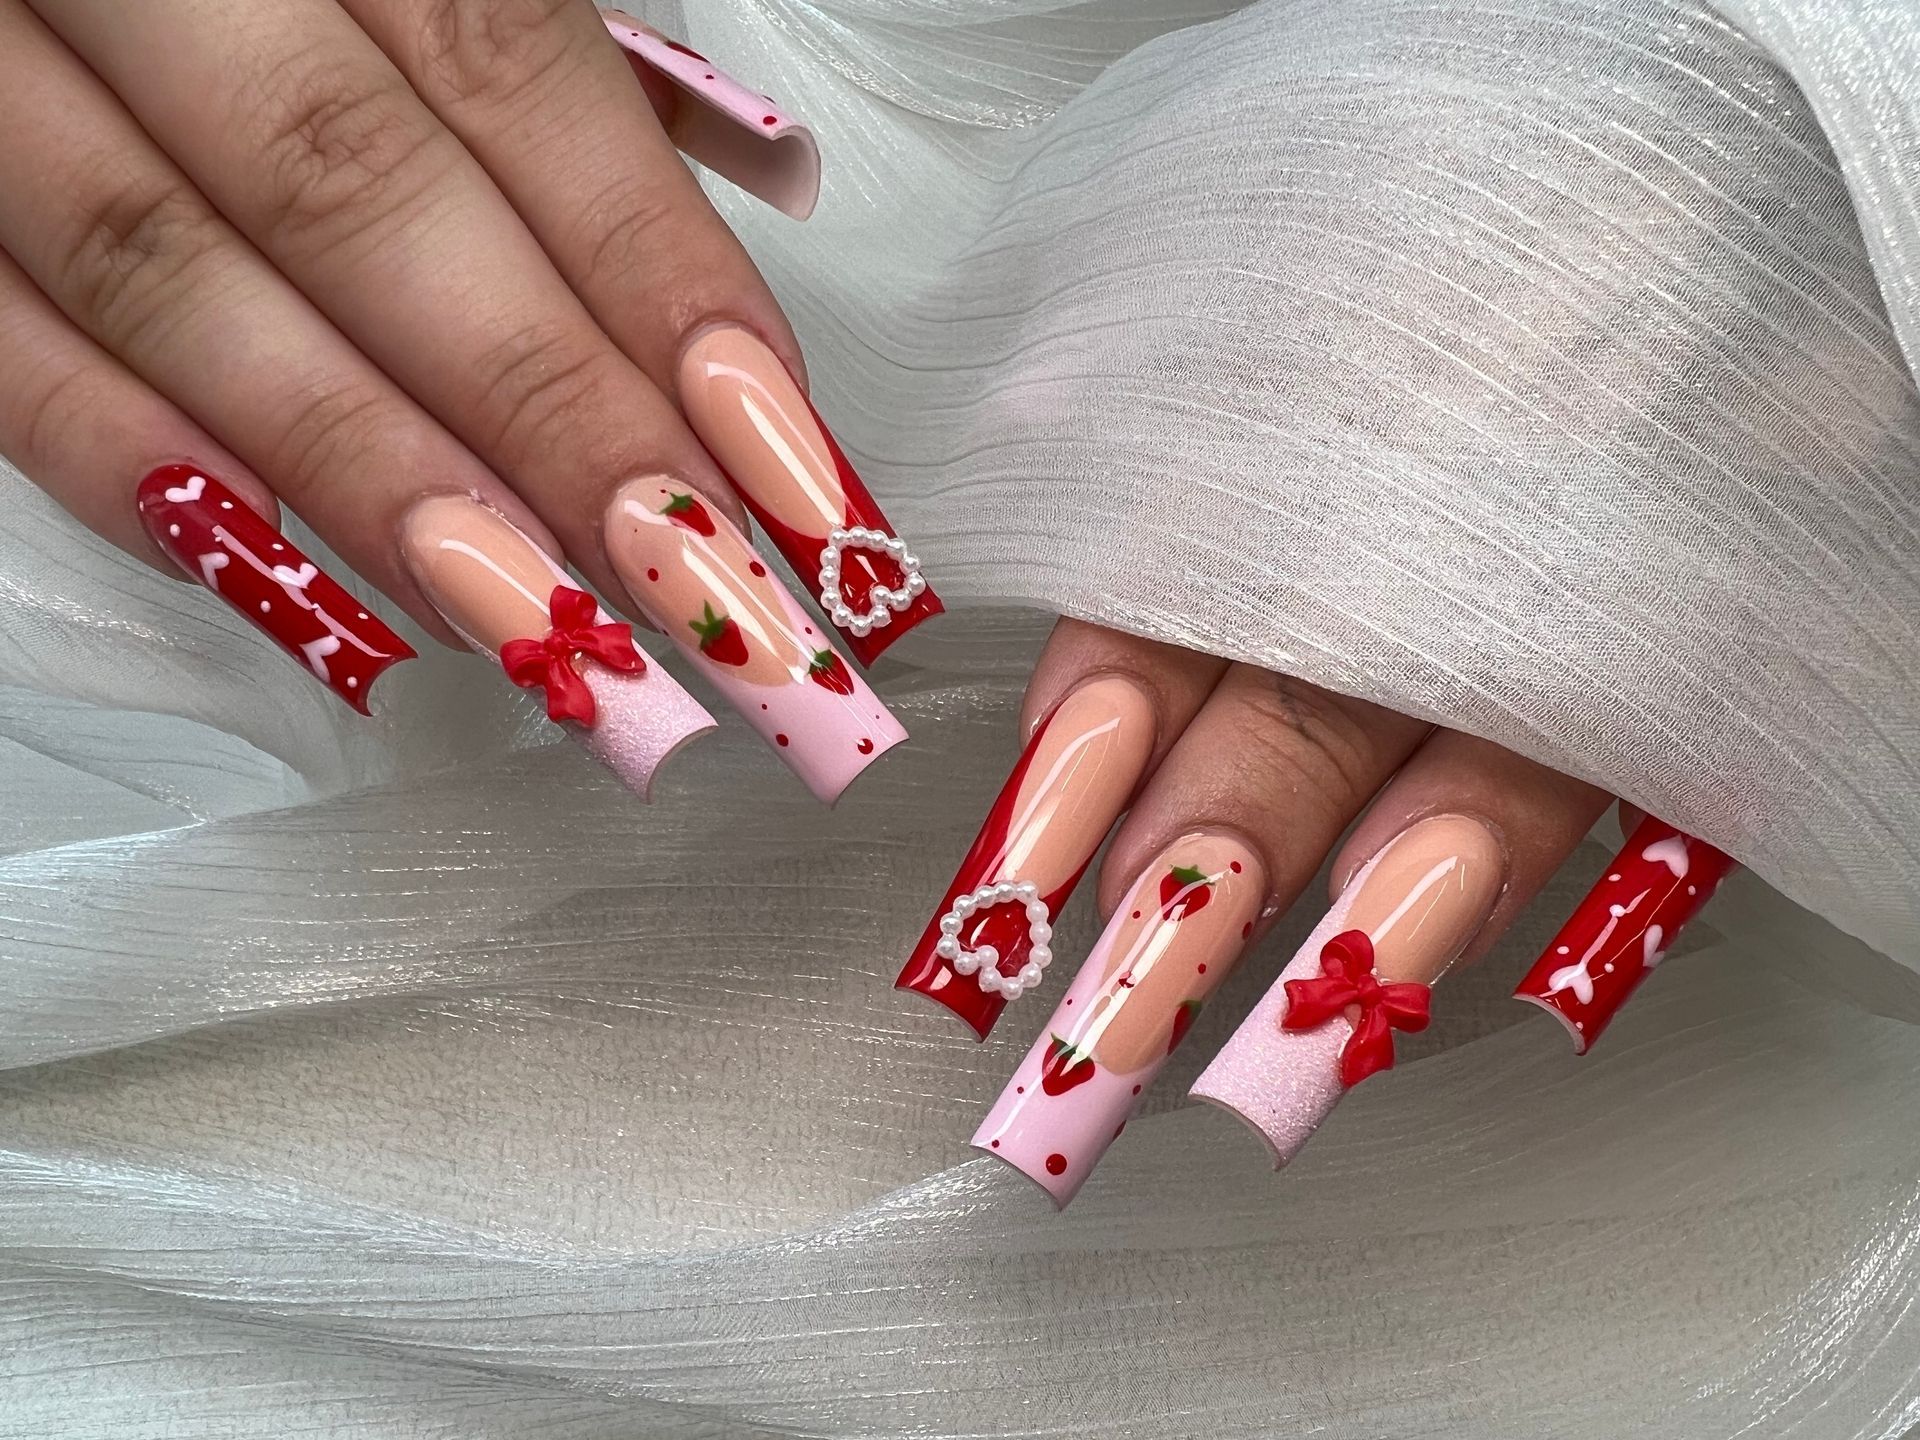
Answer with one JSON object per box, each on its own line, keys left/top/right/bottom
{"left": 410, "top": 0, "right": 587, "bottom": 112}
{"left": 470, "top": 323, "right": 617, "bottom": 465}
{"left": 20, "top": 361, "right": 107, "bottom": 476}
{"left": 244, "top": 57, "right": 446, "bottom": 255}
{"left": 574, "top": 180, "right": 684, "bottom": 294}
{"left": 266, "top": 381, "right": 393, "bottom": 508}
{"left": 1233, "top": 674, "right": 1387, "bottom": 815}
{"left": 58, "top": 175, "right": 231, "bottom": 345}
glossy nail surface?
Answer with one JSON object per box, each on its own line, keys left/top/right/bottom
{"left": 974, "top": 831, "right": 1265, "bottom": 1208}
{"left": 602, "top": 12, "right": 820, "bottom": 220}
{"left": 606, "top": 479, "right": 905, "bottom": 803}
{"left": 137, "top": 464, "right": 413, "bottom": 712}
{"left": 1513, "top": 817, "right": 1735, "bottom": 1053}
{"left": 677, "top": 326, "right": 942, "bottom": 665}
{"left": 1190, "top": 814, "right": 1505, "bottom": 1168}
{"left": 400, "top": 496, "right": 715, "bottom": 800}
{"left": 897, "top": 675, "right": 1156, "bottom": 1037}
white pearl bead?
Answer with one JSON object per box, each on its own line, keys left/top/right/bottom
{"left": 885, "top": 537, "right": 905, "bottom": 555}
{"left": 902, "top": 553, "right": 919, "bottom": 570}
{"left": 1030, "top": 945, "right": 1051, "bottom": 968}
{"left": 850, "top": 619, "right": 872, "bottom": 637}
{"left": 871, "top": 609, "right": 892, "bottom": 628}
{"left": 938, "top": 915, "right": 962, "bottom": 936}
{"left": 1001, "top": 981, "right": 1024, "bottom": 1000}
{"left": 975, "top": 946, "right": 999, "bottom": 968}
{"left": 829, "top": 528, "right": 849, "bottom": 545}
{"left": 1025, "top": 901, "right": 1049, "bottom": 922}
{"left": 1018, "top": 963, "right": 1044, "bottom": 987}
{"left": 906, "top": 574, "right": 928, "bottom": 596}
{"left": 954, "top": 897, "right": 976, "bottom": 917}
{"left": 1030, "top": 923, "right": 1052, "bottom": 946}
{"left": 935, "top": 937, "right": 960, "bottom": 960}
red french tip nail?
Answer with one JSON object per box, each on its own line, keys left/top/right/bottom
{"left": 1513, "top": 817, "right": 1736, "bottom": 1053}
{"left": 136, "top": 465, "right": 414, "bottom": 713}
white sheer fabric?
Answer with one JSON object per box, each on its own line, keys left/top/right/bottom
{"left": 3, "top": 0, "right": 1919, "bottom": 1433}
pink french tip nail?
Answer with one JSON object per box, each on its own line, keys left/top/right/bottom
{"left": 601, "top": 12, "right": 821, "bottom": 220}
{"left": 973, "top": 831, "right": 1266, "bottom": 1208}
{"left": 1512, "top": 817, "right": 1737, "bottom": 1053}
{"left": 399, "top": 496, "right": 717, "bottom": 802}
{"left": 605, "top": 478, "right": 906, "bottom": 805}
{"left": 1189, "top": 815, "right": 1506, "bottom": 1169}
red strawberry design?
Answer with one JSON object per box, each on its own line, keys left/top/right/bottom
{"left": 1167, "top": 999, "right": 1202, "bottom": 1054}
{"left": 689, "top": 601, "right": 748, "bottom": 666}
{"left": 1039, "top": 1035, "right": 1096, "bottom": 1096}
{"left": 807, "top": 649, "right": 854, "bottom": 694}
{"left": 1159, "top": 864, "right": 1213, "bottom": 920}
{"left": 661, "top": 492, "right": 716, "bottom": 537}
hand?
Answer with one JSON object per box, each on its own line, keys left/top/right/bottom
{"left": 0, "top": 0, "right": 937, "bottom": 805}
{"left": 899, "top": 618, "right": 1734, "bottom": 1204}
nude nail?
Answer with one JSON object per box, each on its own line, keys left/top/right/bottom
{"left": 1189, "top": 813, "right": 1506, "bottom": 1168}
{"left": 601, "top": 12, "right": 820, "bottom": 220}
{"left": 605, "top": 478, "right": 905, "bottom": 804}
{"left": 399, "top": 495, "right": 715, "bottom": 800}
{"left": 974, "top": 831, "right": 1266, "bottom": 1207}
{"left": 677, "top": 326, "right": 942, "bottom": 665}
{"left": 897, "top": 675, "right": 1156, "bottom": 1037}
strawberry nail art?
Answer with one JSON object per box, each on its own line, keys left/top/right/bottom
{"left": 678, "top": 326, "right": 943, "bottom": 666}
{"left": 601, "top": 12, "right": 820, "bottom": 220}
{"left": 606, "top": 478, "right": 906, "bottom": 804}
{"left": 137, "top": 465, "right": 413, "bottom": 712}
{"left": 897, "top": 675, "right": 1156, "bottom": 1039}
{"left": 974, "top": 832, "right": 1265, "bottom": 1208}
{"left": 1513, "top": 817, "right": 1736, "bottom": 1053}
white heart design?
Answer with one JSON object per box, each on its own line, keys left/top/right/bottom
{"left": 935, "top": 880, "right": 1053, "bottom": 1000}
{"left": 817, "top": 527, "right": 926, "bottom": 639}
{"left": 272, "top": 562, "right": 319, "bottom": 591}
{"left": 163, "top": 474, "right": 207, "bottom": 504}
{"left": 301, "top": 635, "right": 342, "bottom": 680}
{"left": 1642, "top": 835, "right": 1691, "bottom": 878}
{"left": 196, "top": 551, "right": 230, "bottom": 588}
{"left": 1641, "top": 924, "right": 1668, "bottom": 969}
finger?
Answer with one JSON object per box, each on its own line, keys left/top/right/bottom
{"left": 0, "top": 5, "right": 712, "bottom": 788}
{"left": 1191, "top": 732, "right": 1608, "bottom": 1166}
{"left": 975, "top": 665, "right": 1429, "bottom": 1205}
{"left": 36, "top": 0, "right": 743, "bottom": 597}
{"left": 896, "top": 619, "right": 1228, "bottom": 1038}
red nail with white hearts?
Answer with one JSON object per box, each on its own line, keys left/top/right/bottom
{"left": 137, "top": 464, "right": 414, "bottom": 712}
{"left": 1513, "top": 817, "right": 1737, "bottom": 1052}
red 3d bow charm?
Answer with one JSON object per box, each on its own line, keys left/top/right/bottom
{"left": 500, "top": 585, "right": 646, "bottom": 728}
{"left": 1282, "top": 929, "right": 1431, "bottom": 1087}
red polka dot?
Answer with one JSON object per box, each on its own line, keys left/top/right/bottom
{"left": 760, "top": 703, "right": 769, "bottom": 711}
{"left": 1197, "top": 963, "right": 1207, "bottom": 974}
{"left": 1230, "top": 860, "right": 1243, "bottom": 873}
{"left": 1131, "top": 1084, "right": 1142, "bottom": 1095}
{"left": 775, "top": 734, "right": 790, "bottom": 747}
{"left": 990, "top": 1139, "right": 1000, "bottom": 1148}
{"left": 804, "top": 626, "right": 814, "bottom": 636}
{"left": 646, "top": 568, "right": 659, "bottom": 582}
{"left": 857, "top": 738, "right": 874, "bottom": 754}
{"left": 1131, "top": 910, "right": 1141, "bottom": 920}
{"left": 750, "top": 561, "right": 766, "bottom": 577}
{"left": 1064, "top": 998, "right": 1072, "bottom": 1005}
{"left": 704, "top": 73, "right": 715, "bottom": 81}
{"left": 762, "top": 115, "right": 778, "bottom": 126}
{"left": 1015, "top": 1085, "right": 1024, "bottom": 1094}
{"left": 1044, "top": 1153, "right": 1067, "bottom": 1176}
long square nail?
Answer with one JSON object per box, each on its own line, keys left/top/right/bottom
{"left": 606, "top": 478, "right": 905, "bottom": 803}
{"left": 399, "top": 495, "right": 715, "bottom": 800}
{"left": 1189, "top": 814, "right": 1504, "bottom": 1168}
{"left": 137, "top": 464, "right": 414, "bottom": 712}
{"left": 677, "top": 326, "right": 942, "bottom": 665}
{"left": 896, "top": 675, "right": 1156, "bottom": 1037}
{"left": 601, "top": 12, "right": 820, "bottom": 220}
{"left": 974, "top": 831, "right": 1265, "bottom": 1207}
{"left": 1512, "top": 817, "right": 1735, "bottom": 1052}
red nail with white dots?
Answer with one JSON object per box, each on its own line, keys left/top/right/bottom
{"left": 137, "top": 464, "right": 413, "bottom": 713}
{"left": 1513, "top": 817, "right": 1737, "bottom": 1052}
{"left": 602, "top": 11, "right": 821, "bottom": 220}
{"left": 605, "top": 478, "right": 905, "bottom": 804}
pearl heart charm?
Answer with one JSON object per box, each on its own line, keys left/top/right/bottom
{"left": 817, "top": 526, "right": 926, "bottom": 638}
{"left": 935, "top": 879, "right": 1054, "bottom": 1000}
{"left": 163, "top": 474, "right": 207, "bottom": 504}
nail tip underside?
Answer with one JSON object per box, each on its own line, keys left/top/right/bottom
{"left": 1511, "top": 989, "right": 1593, "bottom": 1055}
{"left": 974, "top": 1142, "right": 1071, "bottom": 1210}
{"left": 1186, "top": 1089, "right": 1295, "bottom": 1172}
{"left": 812, "top": 718, "right": 908, "bottom": 807}
{"left": 894, "top": 978, "right": 997, "bottom": 1040}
